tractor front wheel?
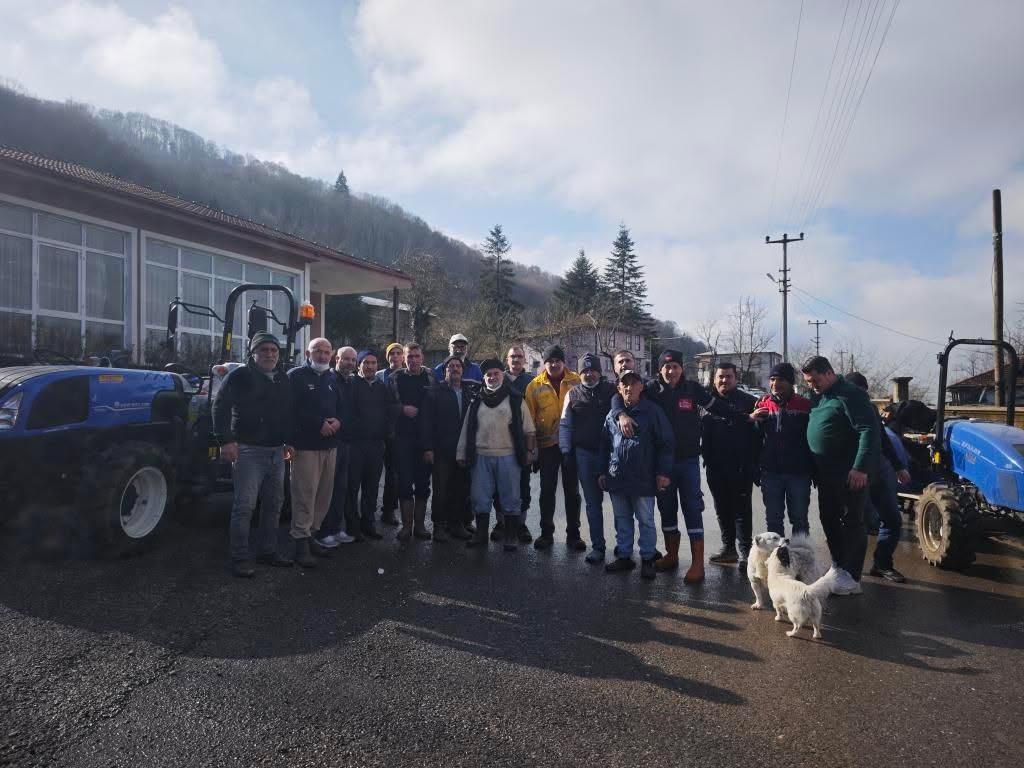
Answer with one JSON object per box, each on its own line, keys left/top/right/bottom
{"left": 915, "top": 483, "right": 976, "bottom": 570}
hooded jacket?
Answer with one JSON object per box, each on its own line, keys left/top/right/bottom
{"left": 525, "top": 369, "right": 583, "bottom": 448}
{"left": 754, "top": 391, "right": 813, "bottom": 475}
{"left": 599, "top": 398, "right": 675, "bottom": 497}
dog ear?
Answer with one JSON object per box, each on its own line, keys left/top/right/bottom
{"left": 776, "top": 545, "right": 791, "bottom": 568}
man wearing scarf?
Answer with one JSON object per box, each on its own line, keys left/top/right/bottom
{"left": 457, "top": 359, "right": 537, "bottom": 550}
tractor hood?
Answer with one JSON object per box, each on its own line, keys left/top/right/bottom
{"left": 945, "top": 420, "right": 1024, "bottom": 512}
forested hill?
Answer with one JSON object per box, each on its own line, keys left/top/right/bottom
{"left": 0, "top": 86, "right": 558, "bottom": 306}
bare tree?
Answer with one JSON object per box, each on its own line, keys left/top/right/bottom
{"left": 695, "top": 316, "right": 722, "bottom": 385}
{"left": 395, "top": 249, "right": 458, "bottom": 345}
{"left": 727, "top": 297, "right": 775, "bottom": 386}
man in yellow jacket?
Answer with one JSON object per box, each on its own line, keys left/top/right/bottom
{"left": 525, "top": 345, "right": 584, "bottom": 551}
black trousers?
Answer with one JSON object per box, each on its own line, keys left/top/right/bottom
{"left": 319, "top": 442, "right": 351, "bottom": 537}
{"left": 707, "top": 471, "right": 753, "bottom": 555}
{"left": 381, "top": 438, "right": 397, "bottom": 513}
{"left": 432, "top": 454, "right": 470, "bottom": 526}
{"left": 348, "top": 439, "right": 386, "bottom": 527}
{"left": 817, "top": 472, "right": 869, "bottom": 580}
{"left": 538, "top": 444, "right": 581, "bottom": 538}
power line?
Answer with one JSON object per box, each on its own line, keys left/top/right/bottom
{"left": 767, "top": 0, "right": 805, "bottom": 230}
{"left": 791, "top": 285, "right": 945, "bottom": 346}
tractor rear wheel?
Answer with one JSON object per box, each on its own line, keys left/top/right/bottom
{"left": 915, "top": 483, "right": 976, "bottom": 570}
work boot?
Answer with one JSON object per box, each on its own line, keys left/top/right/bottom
{"left": 397, "top": 499, "right": 414, "bottom": 541}
{"left": 503, "top": 515, "right": 520, "bottom": 552}
{"left": 413, "top": 499, "right": 431, "bottom": 540}
{"left": 490, "top": 519, "right": 505, "bottom": 542}
{"left": 640, "top": 558, "right": 657, "bottom": 580}
{"left": 447, "top": 523, "right": 471, "bottom": 541}
{"left": 605, "top": 557, "right": 636, "bottom": 573}
{"left": 683, "top": 539, "right": 705, "bottom": 584}
{"left": 360, "top": 523, "right": 383, "bottom": 540}
{"left": 533, "top": 535, "right": 553, "bottom": 550}
{"left": 232, "top": 560, "right": 256, "bottom": 578}
{"left": 294, "top": 538, "right": 317, "bottom": 569}
{"left": 255, "top": 551, "right": 293, "bottom": 568}
{"left": 518, "top": 523, "right": 534, "bottom": 544}
{"left": 566, "top": 534, "right": 587, "bottom": 552}
{"left": 709, "top": 545, "right": 738, "bottom": 565}
{"left": 466, "top": 514, "right": 491, "bottom": 549}
{"left": 309, "top": 538, "right": 335, "bottom": 558}
{"left": 380, "top": 503, "right": 399, "bottom": 526}
{"left": 431, "top": 524, "right": 449, "bottom": 542}
{"left": 656, "top": 531, "right": 681, "bottom": 572}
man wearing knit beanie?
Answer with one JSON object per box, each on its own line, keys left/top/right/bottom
{"left": 376, "top": 342, "right": 406, "bottom": 526}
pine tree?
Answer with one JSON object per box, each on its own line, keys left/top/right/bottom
{"left": 479, "top": 224, "right": 522, "bottom": 311}
{"left": 333, "top": 170, "right": 349, "bottom": 196}
{"left": 554, "top": 250, "right": 601, "bottom": 313}
{"left": 601, "top": 224, "right": 649, "bottom": 326}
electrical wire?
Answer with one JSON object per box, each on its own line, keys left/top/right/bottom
{"left": 791, "top": 285, "right": 945, "bottom": 346}
{"left": 767, "top": 0, "right": 805, "bottom": 230}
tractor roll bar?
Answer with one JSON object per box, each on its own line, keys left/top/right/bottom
{"left": 934, "top": 338, "right": 1019, "bottom": 451}
{"left": 219, "top": 284, "right": 307, "bottom": 367}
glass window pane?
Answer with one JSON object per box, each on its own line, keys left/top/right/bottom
{"left": 181, "top": 248, "right": 212, "bottom": 273}
{"left": 145, "top": 264, "right": 178, "bottom": 325}
{"left": 85, "top": 321, "right": 125, "bottom": 356}
{"left": 38, "top": 244, "right": 79, "bottom": 313}
{"left": 86, "top": 252, "right": 125, "bottom": 320}
{"left": 0, "top": 311, "right": 32, "bottom": 354}
{"left": 0, "top": 202, "right": 32, "bottom": 235}
{"left": 85, "top": 224, "right": 125, "bottom": 254}
{"left": 143, "top": 328, "right": 170, "bottom": 366}
{"left": 182, "top": 274, "right": 211, "bottom": 330}
{"left": 146, "top": 239, "right": 178, "bottom": 266}
{"left": 214, "top": 255, "right": 244, "bottom": 279}
{"left": 179, "top": 332, "right": 214, "bottom": 370}
{"left": 0, "top": 234, "right": 32, "bottom": 309}
{"left": 38, "top": 213, "right": 82, "bottom": 245}
{"left": 244, "top": 264, "right": 270, "bottom": 284}
{"left": 36, "top": 315, "right": 82, "bottom": 358}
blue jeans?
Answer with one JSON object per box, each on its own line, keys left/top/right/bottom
{"left": 229, "top": 444, "right": 285, "bottom": 561}
{"left": 576, "top": 447, "right": 606, "bottom": 552}
{"left": 870, "top": 459, "right": 902, "bottom": 570}
{"left": 471, "top": 454, "right": 522, "bottom": 521}
{"left": 656, "top": 458, "right": 704, "bottom": 540}
{"left": 760, "top": 472, "right": 811, "bottom": 536}
{"left": 610, "top": 494, "right": 657, "bottom": 561}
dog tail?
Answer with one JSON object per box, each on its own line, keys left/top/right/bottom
{"left": 807, "top": 570, "right": 837, "bottom": 601}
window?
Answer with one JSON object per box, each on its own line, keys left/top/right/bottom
{"left": 26, "top": 376, "right": 90, "bottom": 429}
{"left": 0, "top": 205, "right": 129, "bottom": 359}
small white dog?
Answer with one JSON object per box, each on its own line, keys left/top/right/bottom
{"left": 747, "top": 532, "right": 823, "bottom": 610}
{"left": 766, "top": 544, "right": 837, "bottom": 639}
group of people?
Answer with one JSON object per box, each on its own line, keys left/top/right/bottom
{"left": 212, "top": 331, "right": 907, "bottom": 593}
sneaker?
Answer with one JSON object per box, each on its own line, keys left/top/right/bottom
{"left": 335, "top": 531, "right": 356, "bottom": 544}
{"left": 605, "top": 557, "right": 636, "bottom": 573}
{"left": 566, "top": 537, "right": 587, "bottom": 552}
{"left": 533, "top": 535, "right": 554, "bottom": 551}
{"left": 831, "top": 568, "right": 863, "bottom": 596}
{"left": 315, "top": 535, "right": 341, "bottom": 549}
{"left": 518, "top": 524, "right": 534, "bottom": 544}
{"left": 585, "top": 548, "right": 605, "bottom": 564}
{"left": 640, "top": 559, "right": 657, "bottom": 580}
{"left": 869, "top": 566, "right": 906, "bottom": 583}
{"left": 709, "top": 547, "right": 739, "bottom": 565}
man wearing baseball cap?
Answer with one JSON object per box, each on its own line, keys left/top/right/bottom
{"left": 433, "top": 333, "right": 483, "bottom": 386}
{"left": 212, "top": 331, "right": 295, "bottom": 577}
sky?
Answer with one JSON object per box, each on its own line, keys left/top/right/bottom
{"left": 2, "top": 0, "right": 1023, "bottom": 389}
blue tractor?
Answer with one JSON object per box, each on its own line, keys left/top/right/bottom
{"left": 903, "top": 338, "right": 1024, "bottom": 569}
{"left": 0, "top": 284, "right": 312, "bottom": 555}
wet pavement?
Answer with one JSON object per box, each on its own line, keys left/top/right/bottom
{"left": 2, "top": 473, "right": 1023, "bottom": 768}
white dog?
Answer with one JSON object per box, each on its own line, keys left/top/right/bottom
{"left": 747, "top": 532, "right": 823, "bottom": 610}
{"left": 766, "top": 544, "right": 836, "bottom": 639}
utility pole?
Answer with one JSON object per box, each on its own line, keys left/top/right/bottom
{"left": 808, "top": 319, "right": 827, "bottom": 355}
{"left": 765, "top": 232, "right": 804, "bottom": 362}
{"left": 993, "top": 189, "right": 1004, "bottom": 407}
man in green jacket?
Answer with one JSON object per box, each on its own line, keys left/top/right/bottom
{"left": 801, "top": 355, "right": 880, "bottom": 596}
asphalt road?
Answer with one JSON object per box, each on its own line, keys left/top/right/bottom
{"left": 2, "top": 473, "right": 1023, "bottom": 768}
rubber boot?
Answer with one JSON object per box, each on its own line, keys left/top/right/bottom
{"left": 655, "top": 531, "right": 681, "bottom": 572}
{"left": 683, "top": 539, "right": 705, "bottom": 584}
{"left": 413, "top": 498, "right": 431, "bottom": 540}
{"left": 397, "top": 500, "right": 414, "bottom": 541}
{"left": 502, "top": 514, "right": 520, "bottom": 552}
{"left": 294, "top": 538, "right": 317, "bottom": 569}
{"left": 466, "top": 514, "right": 490, "bottom": 548}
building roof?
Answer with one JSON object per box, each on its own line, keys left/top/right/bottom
{"left": 0, "top": 145, "right": 408, "bottom": 283}
{"left": 949, "top": 364, "right": 1024, "bottom": 390}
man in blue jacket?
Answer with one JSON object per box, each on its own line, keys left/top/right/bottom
{"left": 598, "top": 370, "right": 675, "bottom": 580}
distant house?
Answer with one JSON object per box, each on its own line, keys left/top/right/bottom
{"left": 526, "top": 321, "right": 652, "bottom": 377}
{"left": 948, "top": 365, "right": 1024, "bottom": 405}
{"left": 695, "top": 350, "right": 782, "bottom": 390}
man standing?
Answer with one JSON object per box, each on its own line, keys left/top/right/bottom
{"left": 287, "top": 338, "right": 343, "bottom": 568}
{"left": 212, "top": 332, "right": 295, "bottom": 578}
{"left": 750, "top": 363, "right": 813, "bottom": 537}
{"left": 801, "top": 356, "right": 880, "bottom": 595}
{"left": 701, "top": 362, "right": 759, "bottom": 566}
{"left": 348, "top": 349, "right": 399, "bottom": 540}
{"left": 491, "top": 344, "right": 535, "bottom": 543}
{"left": 422, "top": 356, "right": 474, "bottom": 541}
{"left": 457, "top": 359, "right": 537, "bottom": 550}
{"left": 377, "top": 342, "right": 405, "bottom": 527}
{"left": 559, "top": 353, "right": 617, "bottom": 564}
{"left": 317, "top": 346, "right": 357, "bottom": 547}
{"left": 612, "top": 349, "right": 639, "bottom": 382}
{"left": 389, "top": 342, "right": 436, "bottom": 541}
{"left": 525, "top": 345, "right": 584, "bottom": 551}
{"left": 847, "top": 371, "right": 908, "bottom": 583}
{"left": 434, "top": 333, "right": 484, "bottom": 388}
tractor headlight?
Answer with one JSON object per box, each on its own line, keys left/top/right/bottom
{"left": 0, "top": 392, "right": 24, "bottom": 430}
